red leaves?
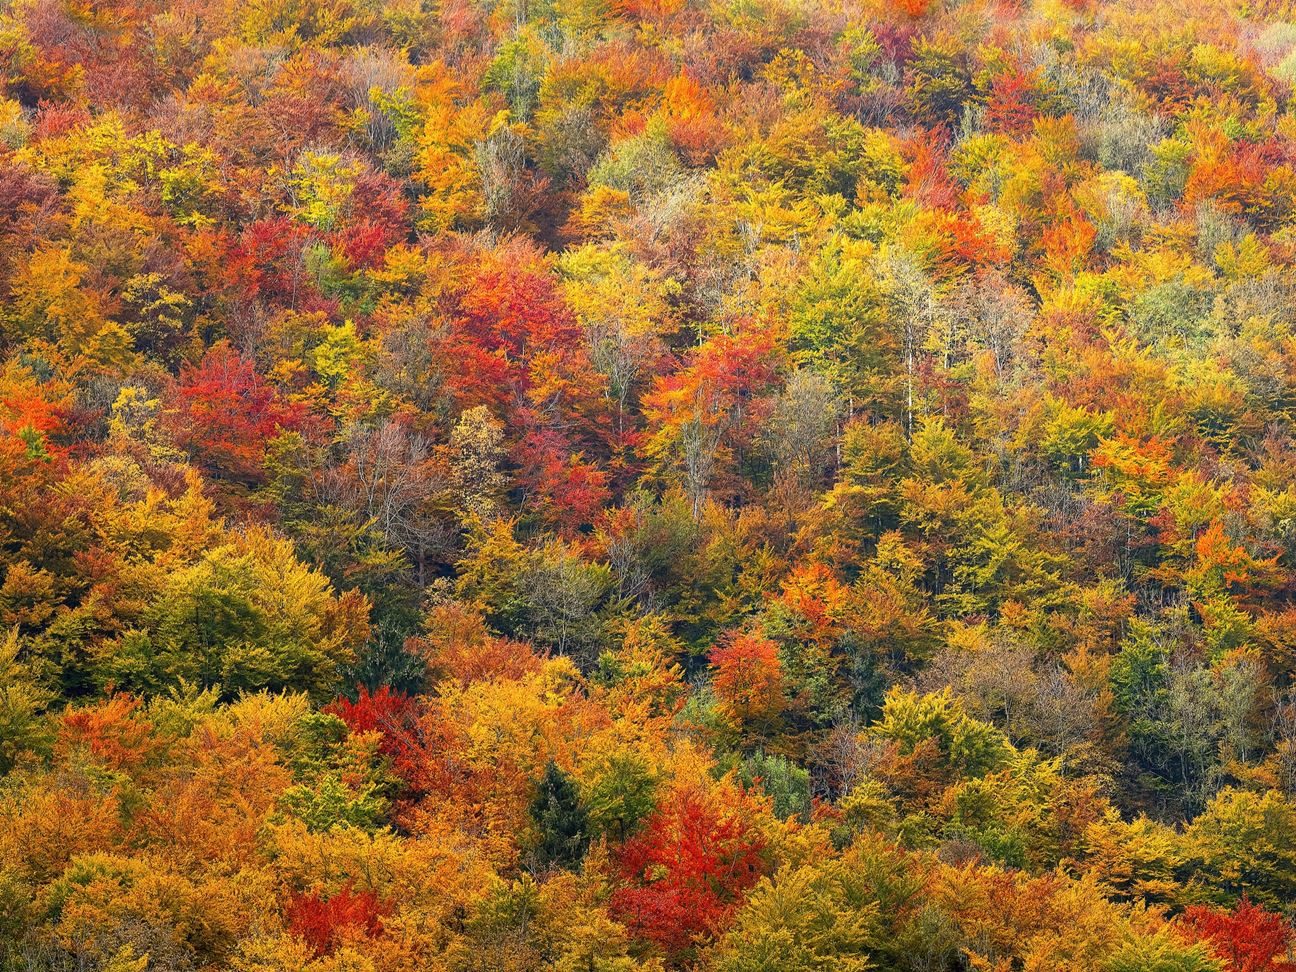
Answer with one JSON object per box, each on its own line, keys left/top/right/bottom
{"left": 456, "top": 261, "right": 580, "bottom": 368}
{"left": 610, "top": 785, "right": 767, "bottom": 958}
{"left": 326, "top": 685, "right": 425, "bottom": 790}
{"left": 904, "top": 137, "right": 960, "bottom": 211}
{"left": 287, "top": 883, "right": 386, "bottom": 957}
{"left": 1179, "top": 898, "right": 1296, "bottom": 972}
{"left": 439, "top": 248, "right": 585, "bottom": 409}
{"left": 985, "top": 69, "right": 1039, "bottom": 137}
{"left": 437, "top": 244, "right": 616, "bottom": 528}
{"left": 327, "top": 686, "right": 419, "bottom": 757}
{"left": 165, "top": 343, "right": 304, "bottom": 483}
{"left": 225, "top": 218, "right": 310, "bottom": 304}
{"left": 514, "top": 427, "right": 612, "bottom": 534}
{"left": 337, "top": 169, "right": 411, "bottom": 270}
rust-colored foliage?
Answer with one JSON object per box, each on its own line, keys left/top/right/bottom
{"left": 164, "top": 343, "right": 304, "bottom": 483}
{"left": 611, "top": 785, "right": 767, "bottom": 957}
{"left": 1179, "top": 898, "right": 1296, "bottom": 972}
{"left": 287, "top": 883, "right": 386, "bottom": 956}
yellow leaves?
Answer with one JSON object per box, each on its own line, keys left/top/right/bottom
{"left": 311, "top": 320, "right": 368, "bottom": 388}
{"left": 266, "top": 818, "right": 494, "bottom": 918}
{"left": 108, "top": 385, "right": 176, "bottom": 461}
{"left": 37, "top": 852, "right": 276, "bottom": 968}
{"left": 435, "top": 657, "right": 582, "bottom": 775}
{"left": 67, "top": 162, "right": 150, "bottom": 236}
{"left": 1213, "top": 232, "right": 1271, "bottom": 279}
{"left": 592, "top": 617, "right": 687, "bottom": 732}
{"left": 0, "top": 559, "right": 58, "bottom": 629}
{"left": 412, "top": 63, "right": 493, "bottom": 232}
{"left": 557, "top": 244, "right": 680, "bottom": 379}
{"left": 1105, "top": 240, "right": 1212, "bottom": 299}
{"left": 219, "top": 690, "right": 315, "bottom": 746}
{"left": 0, "top": 626, "right": 53, "bottom": 774}
{"left": 1081, "top": 811, "right": 1185, "bottom": 904}
{"left": 7, "top": 244, "right": 103, "bottom": 347}
{"left": 949, "top": 132, "right": 1012, "bottom": 194}
{"left": 417, "top": 656, "right": 597, "bottom": 855}
{"left": 366, "top": 244, "right": 429, "bottom": 296}
{"left": 1187, "top": 43, "right": 1252, "bottom": 97}
{"left": 930, "top": 865, "right": 1136, "bottom": 972}
{"left": 20, "top": 113, "right": 173, "bottom": 198}
{"left": 0, "top": 97, "right": 29, "bottom": 149}
{"left": 568, "top": 184, "right": 633, "bottom": 238}
{"left": 101, "top": 946, "right": 150, "bottom": 972}
{"left": 4, "top": 239, "right": 139, "bottom": 371}
{"left": 289, "top": 151, "right": 363, "bottom": 230}
{"left": 236, "top": 0, "right": 364, "bottom": 47}
{"left": 724, "top": 179, "right": 838, "bottom": 249}
{"left": 227, "top": 934, "right": 317, "bottom": 972}
{"left": 970, "top": 202, "right": 1018, "bottom": 260}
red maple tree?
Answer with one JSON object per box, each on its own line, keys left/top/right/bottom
{"left": 1179, "top": 898, "right": 1296, "bottom": 972}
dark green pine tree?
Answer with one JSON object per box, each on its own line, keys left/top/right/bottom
{"left": 529, "top": 761, "right": 589, "bottom": 870}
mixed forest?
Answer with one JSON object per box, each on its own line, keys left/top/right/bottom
{"left": 4, "top": 0, "right": 1296, "bottom": 967}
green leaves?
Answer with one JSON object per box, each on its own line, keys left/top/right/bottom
{"left": 529, "top": 761, "right": 590, "bottom": 869}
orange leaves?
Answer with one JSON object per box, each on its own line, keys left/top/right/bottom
{"left": 710, "top": 630, "right": 786, "bottom": 726}
{"left": 661, "top": 71, "right": 728, "bottom": 164}
{"left": 1183, "top": 138, "right": 1296, "bottom": 229}
{"left": 901, "top": 139, "right": 1012, "bottom": 274}
{"left": 415, "top": 603, "right": 543, "bottom": 687}
{"left": 985, "top": 69, "right": 1039, "bottom": 137}
{"left": 139, "top": 728, "right": 292, "bottom": 866}
{"left": 0, "top": 357, "right": 76, "bottom": 470}
{"left": 898, "top": 0, "right": 938, "bottom": 15}
{"left": 643, "top": 326, "right": 781, "bottom": 513}
{"left": 613, "top": 0, "right": 687, "bottom": 23}
{"left": 1189, "top": 520, "right": 1282, "bottom": 599}
{"left": 2, "top": 785, "right": 127, "bottom": 885}
{"left": 413, "top": 60, "right": 491, "bottom": 232}
{"left": 1040, "top": 204, "right": 1097, "bottom": 277}
{"left": 904, "top": 137, "right": 960, "bottom": 211}
{"left": 776, "top": 562, "right": 849, "bottom": 642}
{"left": 56, "top": 694, "right": 155, "bottom": 772}
{"left": 1194, "top": 521, "right": 1251, "bottom": 589}
{"left": 869, "top": 0, "right": 939, "bottom": 18}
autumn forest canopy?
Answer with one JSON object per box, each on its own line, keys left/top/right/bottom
{"left": 5, "top": 0, "right": 1296, "bottom": 967}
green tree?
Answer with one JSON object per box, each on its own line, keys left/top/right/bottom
{"left": 530, "top": 761, "right": 589, "bottom": 870}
